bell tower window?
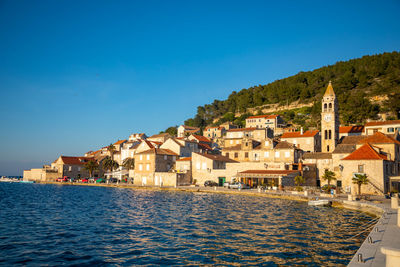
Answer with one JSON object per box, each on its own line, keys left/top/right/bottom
{"left": 327, "top": 145, "right": 329, "bottom": 152}
{"left": 328, "top": 103, "right": 332, "bottom": 111}
{"left": 324, "top": 103, "right": 327, "bottom": 112}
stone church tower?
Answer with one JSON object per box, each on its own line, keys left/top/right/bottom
{"left": 321, "top": 81, "right": 339, "bottom": 152}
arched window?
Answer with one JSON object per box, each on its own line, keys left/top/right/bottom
{"left": 329, "top": 103, "right": 332, "bottom": 110}
{"left": 327, "top": 145, "right": 330, "bottom": 152}
{"left": 329, "top": 130, "right": 332, "bottom": 139}
{"left": 324, "top": 130, "right": 328, "bottom": 140}
{"left": 324, "top": 103, "right": 327, "bottom": 111}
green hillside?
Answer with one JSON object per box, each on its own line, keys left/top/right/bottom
{"left": 166, "top": 52, "right": 400, "bottom": 134}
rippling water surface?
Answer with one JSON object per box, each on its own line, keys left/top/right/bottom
{"left": 0, "top": 183, "right": 373, "bottom": 266}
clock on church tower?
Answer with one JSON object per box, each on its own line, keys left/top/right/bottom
{"left": 321, "top": 81, "right": 339, "bottom": 153}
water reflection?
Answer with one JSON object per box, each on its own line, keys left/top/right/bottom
{"left": 0, "top": 183, "right": 373, "bottom": 266}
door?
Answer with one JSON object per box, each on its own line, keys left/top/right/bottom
{"left": 218, "top": 177, "right": 226, "bottom": 186}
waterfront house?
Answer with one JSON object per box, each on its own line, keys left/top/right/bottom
{"left": 191, "top": 152, "right": 238, "bottom": 186}
{"left": 160, "top": 138, "right": 199, "bottom": 157}
{"left": 128, "top": 133, "right": 147, "bottom": 142}
{"left": 281, "top": 129, "right": 320, "bottom": 152}
{"left": 245, "top": 114, "right": 285, "bottom": 135}
{"left": 177, "top": 125, "right": 200, "bottom": 138}
{"left": 147, "top": 133, "right": 171, "bottom": 143}
{"left": 133, "top": 148, "right": 178, "bottom": 186}
{"left": 339, "top": 126, "right": 364, "bottom": 138}
{"left": 203, "top": 126, "right": 226, "bottom": 139}
{"left": 364, "top": 120, "right": 400, "bottom": 135}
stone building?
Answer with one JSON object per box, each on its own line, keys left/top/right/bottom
{"left": 364, "top": 120, "right": 400, "bottom": 135}
{"left": 133, "top": 148, "right": 178, "bottom": 186}
{"left": 321, "top": 81, "right": 339, "bottom": 153}
{"left": 281, "top": 129, "right": 320, "bottom": 152}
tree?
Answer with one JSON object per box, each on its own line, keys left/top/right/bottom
{"left": 102, "top": 156, "right": 119, "bottom": 175}
{"left": 107, "top": 144, "right": 116, "bottom": 161}
{"left": 84, "top": 160, "right": 98, "bottom": 178}
{"left": 352, "top": 173, "right": 369, "bottom": 196}
{"left": 385, "top": 92, "right": 400, "bottom": 118}
{"left": 123, "top": 157, "right": 135, "bottom": 171}
{"left": 322, "top": 170, "right": 336, "bottom": 190}
{"left": 294, "top": 175, "right": 305, "bottom": 192}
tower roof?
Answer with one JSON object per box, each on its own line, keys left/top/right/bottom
{"left": 324, "top": 81, "right": 335, "bottom": 97}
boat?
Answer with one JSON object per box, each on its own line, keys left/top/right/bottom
{"left": 19, "top": 180, "right": 35, "bottom": 184}
{"left": 308, "top": 199, "right": 332, "bottom": 207}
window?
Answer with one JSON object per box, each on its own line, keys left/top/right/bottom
{"left": 329, "top": 130, "right": 332, "bottom": 140}
{"left": 140, "top": 155, "right": 143, "bottom": 160}
{"left": 173, "top": 156, "right": 176, "bottom": 161}
{"left": 275, "top": 151, "right": 280, "bottom": 158}
{"left": 202, "top": 163, "right": 207, "bottom": 170}
{"left": 146, "top": 155, "right": 150, "bottom": 160}
{"left": 164, "top": 155, "right": 167, "bottom": 160}
{"left": 327, "top": 145, "right": 329, "bottom": 152}
{"left": 146, "top": 164, "right": 150, "bottom": 171}
{"left": 324, "top": 103, "right": 327, "bottom": 111}
{"left": 265, "top": 141, "right": 269, "bottom": 146}
{"left": 285, "top": 152, "right": 290, "bottom": 158}
{"left": 236, "top": 140, "right": 240, "bottom": 144}
{"left": 234, "top": 152, "right": 238, "bottom": 158}
{"left": 230, "top": 140, "right": 233, "bottom": 144}
{"left": 78, "top": 167, "right": 81, "bottom": 171}
{"left": 139, "top": 164, "right": 143, "bottom": 171}
{"left": 388, "top": 127, "right": 394, "bottom": 133}
{"left": 325, "top": 130, "right": 328, "bottom": 140}
{"left": 358, "top": 165, "right": 364, "bottom": 173}
{"left": 225, "top": 153, "right": 229, "bottom": 157}
{"left": 69, "top": 166, "right": 72, "bottom": 171}
{"left": 264, "top": 151, "right": 269, "bottom": 158}
{"left": 245, "top": 152, "right": 249, "bottom": 158}
{"left": 293, "top": 140, "right": 297, "bottom": 144}
{"left": 329, "top": 103, "right": 332, "bottom": 110}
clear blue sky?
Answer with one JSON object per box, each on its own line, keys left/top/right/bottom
{"left": 1, "top": 0, "right": 399, "bottom": 175}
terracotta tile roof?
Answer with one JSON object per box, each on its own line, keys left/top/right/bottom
{"left": 365, "top": 120, "right": 400, "bottom": 127}
{"left": 339, "top": 126, "right": 364, "bottom": 134}
{"left": 302, "top": 152, "right": 332, "bottom": 160}
{"left": 181, "top": 125, "right": 200, "bottom": 131}
{"left": 60, "top": 156, "right": 92, "bottom": 165}
{"left": 226, "top": 127, "right": 257, "bottom": 132}
{"left": 176, "top": 157, "right": 191, "bottom": 161}
{"left": 191, "top": 134, "right": 211, "bottom": 143}
{"left": 332, "top": 144, "right": 356, "bottom": 154}
{"left": 247, "top": 114, "right": 278, "bottom": 119}
{"left": 358, "top": 132, "right": 400, "bottom": 145}
{"left": 238, "top": 170, "right": 299, "bottom": 175}
{"left": 198, "top": 143, "right": 212, "bottom": 150}
{"left": 194, "top": 152, "right": 238, "bottom": 163}
{"left": 136, "top": 148, "right": 179, "bottom": 156}
{"left": 142, "top": 140, "right": 155, "bottom": 149}
{"left": 281, "top": 130, "right": 319, "bottom": 138}
{"left": 339, "top": 135, "right": 367, "bottom": 144}
{"left": 114, "top": 140, "right": 127, "bottom": 145}
{"left": 275, "top": 141, "right": 296, "bottom": 149}
{"left": 342, "top": 143, "right": 388, "bottom": 160}
{"left": 148, "top": 133, "right": 171, "bottom": 138}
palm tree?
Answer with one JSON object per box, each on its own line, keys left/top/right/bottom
{"left": 107, "top": 144, "right": 116, "bottom": 161}
{"left": 84, "top": 160, "right": 99, "bottom": 178}
{"left": 294, "top": 175, "right": 305, "bottom": 192}
{"left": 123, "top": 157, "right": 135, "bottom": 170}
{"left": 352, "top": 173, "right": 369, "bottom": 196}
{"left": 322, "top": 170, "right": 336, "bottom": 190}
{"left": 102, "top": 156, "right": 119, "bottom": 177}
{"left": 123, "top": 157, "right": 135, "bottom": 184}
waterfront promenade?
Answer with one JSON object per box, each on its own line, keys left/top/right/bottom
{"left": 36, "top": 181, "right": 400, "bottom": 266}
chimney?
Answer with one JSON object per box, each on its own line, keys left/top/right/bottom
{"left": 300, "top": 127, "right": 304, "bottom": 135}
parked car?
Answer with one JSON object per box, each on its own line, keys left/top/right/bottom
{"left": 56, "top": 176, "right": 69, "bottom": 182}
{"left": 204, "top": 180, "right": 218, "bottom": 187}
{"left": 229, "top": 182, "right": 250, "bottom": 189}
{"left": 223, "top": 182, "right": 231, "bottom": 188}
{"left": 95, "top": 178, "right": 105, "bottom": 183}
{"left": 109, "top": 178, "right": 118, "bottom": 183}
{"left": 81, "top": 178, "right": 89, "bottom": 183}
